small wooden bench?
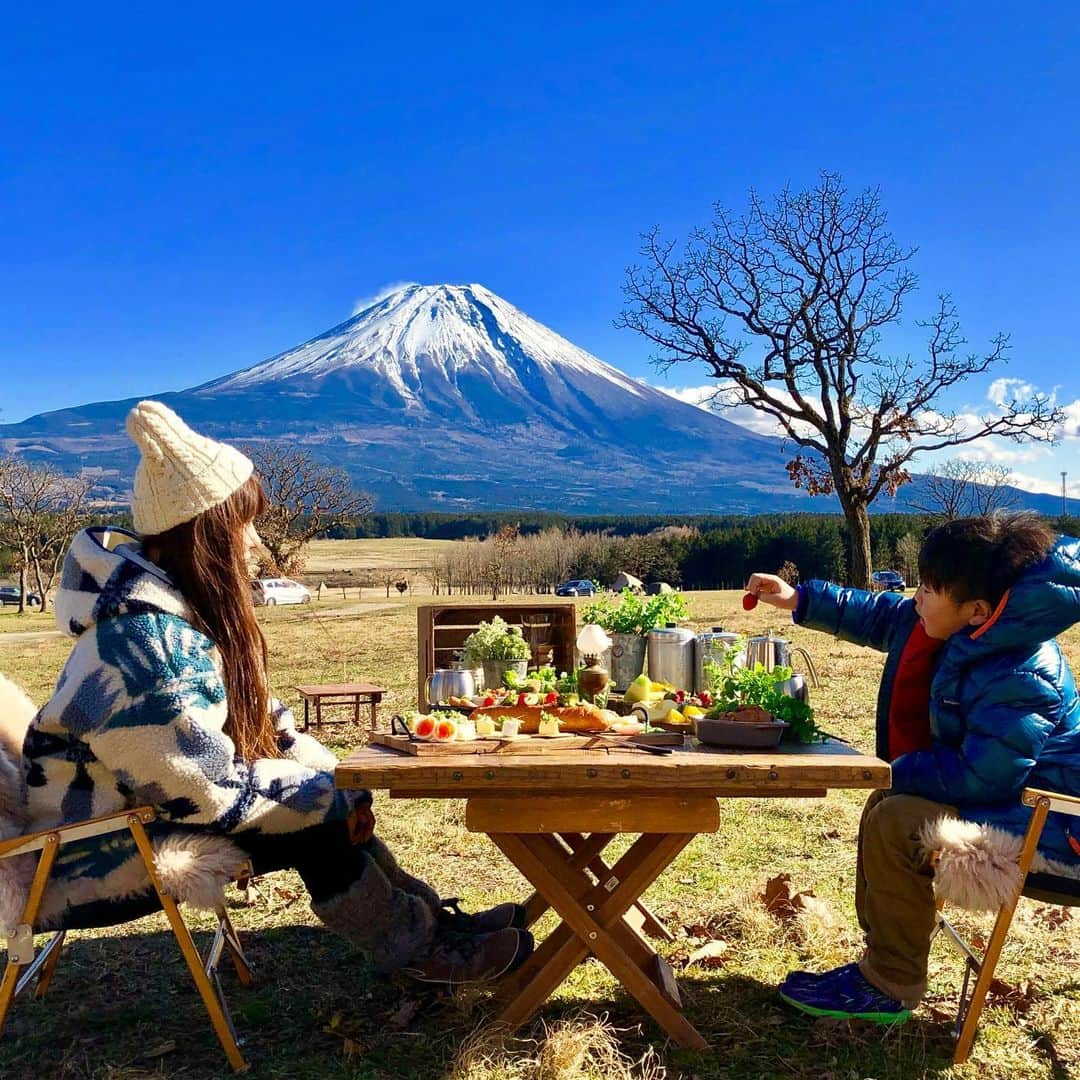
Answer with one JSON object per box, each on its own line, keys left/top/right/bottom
{"left": 293, "top": 683, "right": 387, "bottom": 732}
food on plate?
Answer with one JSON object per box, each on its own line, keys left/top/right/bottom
{"left": 624, "top": 674, "right": 678, "bottom": 705}
{"left": 537, "top": 712, "right": 562, "bottom": 737}
{"left": 717, "top": 705, "right": 775, "bottom": 724}
{"left": 475, "top": 715, "right": 497, "bottom": 737}
{"left": 607, "top": 717, "right": 644, "bottom": 735}
{"left": 466, "top": 702, "right": 610, "bottom": 734}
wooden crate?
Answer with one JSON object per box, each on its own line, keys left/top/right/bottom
{"left": 416, "top": 602, "right": 578, "bottom": 708}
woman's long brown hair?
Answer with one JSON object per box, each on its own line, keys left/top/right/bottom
{"left": 143, "top": 475, "right": 281, "bottom": 761}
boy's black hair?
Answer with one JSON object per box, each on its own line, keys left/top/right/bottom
{"left": 918, "top": 511, "right": 1056, "bottom": 607}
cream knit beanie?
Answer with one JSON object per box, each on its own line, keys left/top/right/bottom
{"left": 126, "top": 400, "right": 254, "bottom": 535}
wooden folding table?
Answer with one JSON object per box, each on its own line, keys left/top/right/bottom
{"left": 294, "top": 682, "right": 386, "bottom": 731}
{"left": 336, "top": 740, "right": 890, "bottom": 1049}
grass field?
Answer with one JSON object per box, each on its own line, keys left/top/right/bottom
{"left": 0, "top": 589, "right": 1077, "bottom": 1080}
{"left": 304, "top": 538, "right": 462, "bottom": 574}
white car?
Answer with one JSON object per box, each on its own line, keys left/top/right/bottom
{"left": 250, "top": 578, "right": 312, "bottom": 606}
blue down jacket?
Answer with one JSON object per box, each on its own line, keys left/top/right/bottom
{"left": 794, "top": 536, "right": 1080, "bottom": 877}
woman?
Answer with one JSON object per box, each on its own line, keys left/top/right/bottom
{"left": 22, "top": 400, "right": 532, "bottom": 984}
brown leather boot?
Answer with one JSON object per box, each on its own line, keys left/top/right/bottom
{"left": 401, "top": 926, "right": 533, "bottom": 986}
{"left": 438, "top": 897, "right": 528, "bottom": 933}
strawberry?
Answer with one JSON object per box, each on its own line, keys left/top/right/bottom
{"left": 544, "top": 691, "right": 559, "bottom": 704}
{"left": 699, "top": 691, "right": 712, "bottom": 706}
{"left": 742, "top": 592, "right": 759, "bottom": 610}
{"left": 482, "top": 695, "right": 496, "bottom": 707}
{"left": 516, "top": 693, "right": 528, "bottom": 707}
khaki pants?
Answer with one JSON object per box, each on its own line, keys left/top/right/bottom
{"left": 855, "top": 790, "right": 956, "bottom": 1007}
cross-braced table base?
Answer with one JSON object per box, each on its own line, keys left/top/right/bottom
{"left": 466, "top": 795, "right": 720, "bottom": 1050}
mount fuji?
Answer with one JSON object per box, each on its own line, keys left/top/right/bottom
{"left": 4, "top": 283, "right": 1042, "bottom": 515}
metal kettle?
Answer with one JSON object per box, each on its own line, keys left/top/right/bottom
{"left": 424, "top": 668, "right": 475, "bottom": 706}
{"left": 744, "top": 629, "right": 820, "bottom": 688}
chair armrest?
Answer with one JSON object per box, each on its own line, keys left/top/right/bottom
{"left": 0, "top": 806, "right": 156, "bottom": 859}
{"left": 1023, "top": 787, "right": 1080, "bottom": 817}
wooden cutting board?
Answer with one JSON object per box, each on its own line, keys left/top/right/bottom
{"left": 370, "top": 731, "right": 685, "bottom": 756}
{"left": 373, "top": 732, "right": 620, "bottom": 756}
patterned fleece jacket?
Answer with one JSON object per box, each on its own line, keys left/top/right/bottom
{"left": 22, "top": 526, "right": 365, "bottom": 921}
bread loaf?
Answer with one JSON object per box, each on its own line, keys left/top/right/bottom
{"left": 466, "top": 703, "right": 610, "bottom": 734}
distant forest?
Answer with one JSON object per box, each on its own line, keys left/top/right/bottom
{"left": 326, "top": 511, "right": 1080, "bottom": 590}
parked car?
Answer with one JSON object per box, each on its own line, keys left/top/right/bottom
{"left": 250, "top": 578, "right": 312, "bottom": 606}
{"left": 554, "top": 579, "right": 599, "bottom": 597}
{"left": 871, "top": 570, "right": 906, "bottom": 592}
{"left": 0, "top": 586, "right": 42, "bottom": 607}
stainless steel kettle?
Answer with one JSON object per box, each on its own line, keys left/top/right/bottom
{"left": 744, "top": 629, "right": 820, "bottom": 688}
{"left": 424, "top": 668, "right": 475, "bottom": 706}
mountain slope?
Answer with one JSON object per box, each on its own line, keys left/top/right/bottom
{"left": 0, "top": 284, "right": 1062, "bottom": 515}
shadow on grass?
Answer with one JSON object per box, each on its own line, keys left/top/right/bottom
{"left": 537, "top": 967, "right": 961, "bottom": 1080}
{"left": 0, "top": 926, "right": 987, "bottom": 1080}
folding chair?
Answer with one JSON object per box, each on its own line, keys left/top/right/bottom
{"left": 934, "top": 787, "right": 1080, "bottom": 1064}
{"left": 0, "top": 806, "right": 254, "bottom": 1072}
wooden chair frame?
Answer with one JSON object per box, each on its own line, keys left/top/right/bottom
{"left": 935, "top": 786, "right": 1080, "bottom": 1064}
{"left": 0, "top": 807, "right": 254, "bottom": 1072}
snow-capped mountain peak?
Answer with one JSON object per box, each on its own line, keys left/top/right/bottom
{"left": 197, "top": 283, "right": 653, "bottom": 424}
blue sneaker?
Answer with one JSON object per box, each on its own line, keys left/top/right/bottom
{"left": 778, "top": 963, "right": 912, "bottom": 1024}
{"left": 781, "top": 961, "right": 862, "bottom": 991}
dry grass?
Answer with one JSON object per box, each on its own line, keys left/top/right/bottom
{"left": 0, "top": 584, "right": 1077, "bottom": 1079}
{"left": 304, "top": 537, "right": 461, "bottom": 573}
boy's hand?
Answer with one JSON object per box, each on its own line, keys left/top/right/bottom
{"left": 745, "top": 573, "right": 798, "bottom": 611}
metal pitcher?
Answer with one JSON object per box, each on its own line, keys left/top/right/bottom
{"left": 744, "top": 630, "right": 820, "bottom": 688}
{"left": 424, "top": 668, "right": 475, "bottom": 706}
{"left": 694, "top": 627, "right": 742, "bottom": 694}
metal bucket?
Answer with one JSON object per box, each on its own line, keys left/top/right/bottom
{"left": 646, "top": 624, "right": 696, "bottom": 690}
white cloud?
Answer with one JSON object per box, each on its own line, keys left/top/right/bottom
{"left": 352, "top": 281, "right": 418, "bottom": 315}
{"left": 647, "top": 380, "right": 821, "bottom": 439}
{"left": 653, "top": 376, "right": 1080, "bottom": 494}
{"left": 987, "top": 377, "right": 1036, "bottom": 407}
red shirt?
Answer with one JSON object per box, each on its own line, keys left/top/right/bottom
{"left": 887, "top": 620, "right": 943, "bottom": 760}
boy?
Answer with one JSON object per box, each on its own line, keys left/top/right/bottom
{"left": 746, "top": 513, "right": 1080, "bottom": 1023}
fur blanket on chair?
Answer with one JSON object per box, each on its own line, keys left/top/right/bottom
{"left": 0, "top": 673, "right": 246, "bottom": 932}
{"left": 921, "top": 814, "right": 1080, "bottom": 912}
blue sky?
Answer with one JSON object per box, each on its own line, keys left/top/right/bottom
{"left": 2, "top": 2, "right": 1078, "bottom": 495}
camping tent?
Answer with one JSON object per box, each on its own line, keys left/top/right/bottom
{"left": 611, "top": 571, "right": 645, "bottom": 594}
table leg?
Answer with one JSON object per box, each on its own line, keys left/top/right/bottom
{"left": 522, "top": 832, "right": 614, "bottom": 928}
{"left": 353, "top": 696, "right": 360, "bottom": 726}
{"left": 303, "top": 699, "right": 310, "bottom": 732}
{"left": 561, "top": 832, "right": 673, "bottom": 942}
{"left": 369, "top": 696, "right": 379, "bottom": 732}
{"left": 315, "top": 698, "right": 322, "bottom": 729}
{"left": 490, "top": 830, "right": 706, "bottom": 1050}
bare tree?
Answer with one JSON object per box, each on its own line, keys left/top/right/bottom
{"left": 0, "top": 457, "right": 93, "bottom": 613}
{"left": 619, "top": 172, "right": 1061, "bottom": 587}
{"left": 251, "top": 445, "right": 373, "bottom": 575}
{"left": 895, "top": 532, "right": 922, "bottom": 587}
{"left": 908, "top": 459, "right": 1020, "bottom": 520}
